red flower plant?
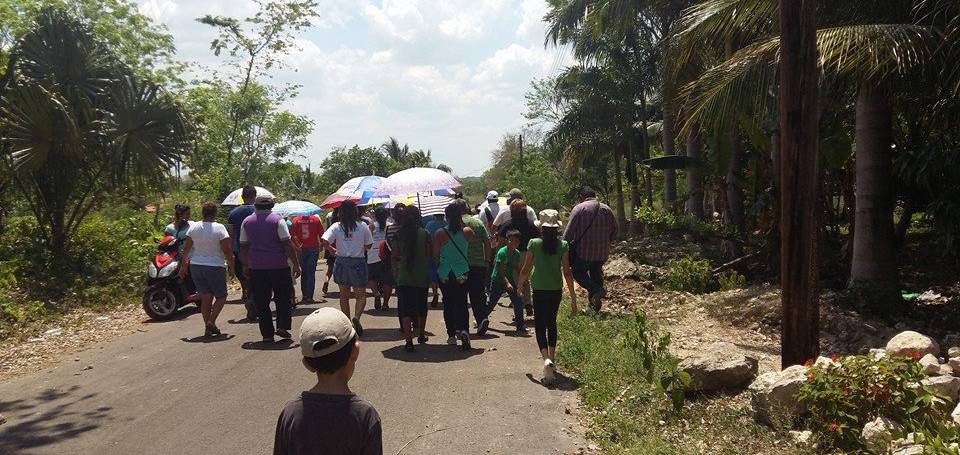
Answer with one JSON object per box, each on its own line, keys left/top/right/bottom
{"left": 828, "top": 423, "right": 841, "bottom": 433}
{"left": 803, "top": 358, "right": 814, "bottom": 367}
{"left": 911, "top": 352, "right": 923, "bottom": 361}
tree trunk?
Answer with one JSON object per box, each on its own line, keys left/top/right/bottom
{"left": 662, "top": 59, "right": 678, "bottom": 208}
{"left": 612, "top": 149, "right": 627, "bottom": 235}
{"left": 627, "top": 136, "right": 642, "bottom": 234}
{"left": 725, "top": 132, "right": 746, "bottom": 235}
{"left": 779, "top": 0, "right": 820, "bottom": 367}
{"left": 684, "top": 130, "right": 704, "bottom": 219}
{"left": 850, "top": 84, "right": 899, "bottom": 310}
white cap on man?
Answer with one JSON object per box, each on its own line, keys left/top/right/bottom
{"left": 486, "top": 190, "right": 499, "bottom": 201}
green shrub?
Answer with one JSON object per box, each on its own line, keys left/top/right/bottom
{"left": 798, "top": 355, "right": 953, "bottom": 452}
{"left": 636, "top": 206, "right": 681, "bottom": 235}
{"left": 717, "top": 270, "right": 747, "bottom": 291}
{"left": 0, "top": 211, "right": 161, "bottom": 331}
{"left": 664, "top": 256, "right": 713, "bottom": 293}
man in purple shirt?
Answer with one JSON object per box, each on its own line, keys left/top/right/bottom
{"left": 563, "top": 187, "right": 617, "bottom": 312}
{"left": 240, "top": 195, "right": 302, "bottom": 342}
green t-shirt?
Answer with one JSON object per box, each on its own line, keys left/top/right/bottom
{"left": 394, "top": 228, "right": 430, "bottom": 288}
{"left": 528, "top": 238, "right": 569, "bottom": 291}
{"left": 491, "top": 246, "right": 521, "bottom": 284}
{"left": 462, "top": 215, "right": 489, "bottom": 267}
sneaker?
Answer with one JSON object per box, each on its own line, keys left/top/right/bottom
{"left": 204, "top": 325, "right": 214, "bottom": 337}
{"left": 525, "top": 303, "right": 534, "bottom": 317}
{"left": 208, "top": 323, "right": 221, "bottom": 336}
{"left": 477, "top": 318, "right": 490, "bottom": 336}
{"left": 418, "top": 335, "right": 429, "bottom": 345}
{"left": 404, "top": 341, "right": 415, "bottom": 352}
{"left": 276, "top": 329, "right": 292, "bottom": 339}
{"left": 543, "top": 359, "right": 556, "bottom": 383}
{"left": 262, "top": 336, "right": 275, "bottom": 343}
{"left": 447, "top": 336, "right": 457, "bottom": 346}
{"left": 352, "top": 318, "right": 364, "bottom": 337}
{"left": 458, "top": 331, "right": 471, "bottom": 350}
{"left": 516, "top": 327, "right": 528, "bottom": 336}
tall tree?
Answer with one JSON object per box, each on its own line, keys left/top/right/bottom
{"left": 198, "top": 0, "right": 318, "bottom": 166}
{"left": 778, "top": 0, "right": 820, "bottom": 366}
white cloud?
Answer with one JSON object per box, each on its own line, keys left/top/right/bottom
{"left": 438, "top": 13, "right": 483, "bottom": 39}
{"left": 134, "top": 0, "right": 567, "bottom": 175}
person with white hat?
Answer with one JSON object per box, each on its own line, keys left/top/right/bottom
{"left": 518, "top": 209, "right": 578, "bottom": 385}
{"left": 274, "top": 308, "right": 382, "bottom": 455}
{"left": 477, "top": 190, "right": 501, "bottom": 232}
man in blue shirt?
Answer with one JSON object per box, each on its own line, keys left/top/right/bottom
{"left": 228, "top": 186, "right": 257, "bottom": 321}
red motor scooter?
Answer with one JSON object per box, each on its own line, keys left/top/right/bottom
{"left": 142, "top": 235, "right": 200, "bottom": 320}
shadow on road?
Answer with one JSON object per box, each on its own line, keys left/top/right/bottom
{"left": 241, "top": 339, "right": 299, "bottom": 351}
{"left": 525, "top": 373, "right": 580, "bottom": 391}
{"left": 180, "top": 334, "right": 237, "bottom": 343}
{"left": 359, "top": 328, "right": 405, "bottom": 342}
{"left": 380, "top": 343, "right": 483, "bottom": 363}
{"left": 142, "top": 304, "right": 200, "bottom": 324}
{"left": 486, "top": 327, "right": 533, "bottom": 338}
{"left": 0, "top": 385, "right": 112, "bottom": 454}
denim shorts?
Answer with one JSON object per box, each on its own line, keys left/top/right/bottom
{"left": 191, "top": 264, "right": 228, "bottom": 298}
{"left": 332, "top": 256, "right": 368, "bottom": 288}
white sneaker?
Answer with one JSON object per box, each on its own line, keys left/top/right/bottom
{"left": 447, "top": 336, "right": 457, "bottom": 345}
{"left": 543, "top": 359, "right": 556, "bottom": 383}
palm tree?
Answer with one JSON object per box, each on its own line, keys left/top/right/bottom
{"left": 436, "top": 163, "right": 453, "bottom": 174}
{"left": 673, "top": 0, "right": 955, "bottom": 309}
{"left": 0, "top": 9, "right": 188, "bottom": 255}
{"left": 381, "top": 136, "right": 410, "bottom": 163}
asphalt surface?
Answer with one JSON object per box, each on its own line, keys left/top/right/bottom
{"left": 0, "top": 267, "right": 587, "bottom": 455}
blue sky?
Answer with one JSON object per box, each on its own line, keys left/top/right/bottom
{"left": 135, "top": 0, "right": 569, "bottom": 177}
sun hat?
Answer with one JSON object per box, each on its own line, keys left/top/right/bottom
{"left": 299, "top": 308, "right": 357, "bottom": 358}
{"left": 536, "top": 209, "right": 562, "bottom": 229}
{"left": 486, "top": 190, "right": 499, "bottom": 201}
{"left": 254, "top": 195, "right": 276, "bottom": 206}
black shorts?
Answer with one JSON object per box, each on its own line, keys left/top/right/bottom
{"left": 397, "top": 286, "right": 428, "bottom": 318}
{"left": 234, "top": 256, "right": 246, "bottom": 281}
{"left": 367, "top": 261, "right": 396, "bottom": 286}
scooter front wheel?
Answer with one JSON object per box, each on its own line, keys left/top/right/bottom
{"left": 142, "top": 287, "right": 179, "bottom": 320}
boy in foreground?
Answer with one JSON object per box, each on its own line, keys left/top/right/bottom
{"left": 274, "top": 308, "right": 382, "bottom": 455}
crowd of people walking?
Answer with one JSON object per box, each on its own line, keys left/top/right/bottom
{"left": 170, "top": 185, "right": 617, "bottom": 380}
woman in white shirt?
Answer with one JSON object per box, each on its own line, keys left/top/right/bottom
{"left": 181, "top": 202, "right": 234, "bottom": 337}
{"left": 321, "top": 200, "right": 374, "bottom": 336}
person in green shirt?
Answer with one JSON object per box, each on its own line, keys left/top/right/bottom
{"left": 487, "top": 229, "right": 526, "bottom": 335}
{"left": 518, "top": 209, "right": 577, "bottom": 384}
{"left": 391, "top": 206, "right": 432, "bottom": 352}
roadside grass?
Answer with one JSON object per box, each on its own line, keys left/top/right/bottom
{"left": 558, "top": 304, "right": 804, "bottom": 454}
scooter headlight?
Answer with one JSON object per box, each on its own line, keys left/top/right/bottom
{"left": 157, "top": 261, "right": 179, "bottom": 278}
{"left": 148, "top": 263, "right": 158, "bottom": 278}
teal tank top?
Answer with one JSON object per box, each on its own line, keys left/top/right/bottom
{"left": 437, "top": 228, "right": 469, "bottom": 280}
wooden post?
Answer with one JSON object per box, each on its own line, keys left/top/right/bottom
{"left": 778, "top": 0, "right": 820, "bottom": 367}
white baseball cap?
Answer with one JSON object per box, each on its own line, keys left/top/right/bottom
{"left": 299, "top": 308, "right": 356, "bottom": 358}
{"left": 486, "top": 190, "right": 499, "bottom": 201}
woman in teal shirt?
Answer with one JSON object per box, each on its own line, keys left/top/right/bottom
{"left": 433, "top": 203, "right": 475, "bottom": 350}
{"left": 518, "top": 209, "right": 578, "bottom": 384}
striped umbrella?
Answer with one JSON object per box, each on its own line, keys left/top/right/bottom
{"left": 403, "top": 194, "right": 454, "bottom": 216}
{"left": 320, "top": 176, "right": 386, "bottom": 209}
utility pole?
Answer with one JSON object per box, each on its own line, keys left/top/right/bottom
{"left": 518, "top": 134, "right": 524, "bottom": 171}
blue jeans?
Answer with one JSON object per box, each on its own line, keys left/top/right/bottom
{"left": 488, "top": 280, "right": 525, "bottom": 330}
{"left": 299, "top": 247, "right": 320, "bottom": 300}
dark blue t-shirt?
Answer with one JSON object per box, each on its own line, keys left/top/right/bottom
{"left": 228, "top": 205, "right": 256, "bottom": 252}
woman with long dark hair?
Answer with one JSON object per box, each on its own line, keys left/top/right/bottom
{"left": 392, "top": 206, "right": 431, "bottom": 351}
{"left": 434, "top": 203, "right": 475, "bottom": 349}
{"left": 518, "top": 209, "right": 577, "bottom": 384}
{"left": 321, "top": 200, "right": 374, "bottom": 336}
{"left": 367, "top": 207, "right": 395, "bottom": 310}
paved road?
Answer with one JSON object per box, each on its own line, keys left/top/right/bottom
{"left": 0, "top": 269, "right": 587, "bottom": 455}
